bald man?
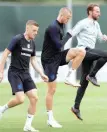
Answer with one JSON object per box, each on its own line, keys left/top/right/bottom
{"left": 41, "top": 7, "right": 86, "bottom": 128}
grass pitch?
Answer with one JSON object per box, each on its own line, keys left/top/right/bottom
{"left": 0, "top": 82, "right": 107, "bottom": 132}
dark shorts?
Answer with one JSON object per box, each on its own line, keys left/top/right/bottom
{"left": 42, "top": 49, "right": 69, "bottom": 82}
{"left": 8, "top": 68, "right": 36, "bottom": 95}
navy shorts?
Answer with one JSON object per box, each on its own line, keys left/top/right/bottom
{"left": 8, "top": 68, "right": 36, "bottom": 95}
{"left": 42, "top": 49, "right": 69, "bottom": 82}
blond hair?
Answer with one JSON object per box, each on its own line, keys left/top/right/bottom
{"left": 59, "top": 7, "right": 71, "bottom": 16}
{"left": 26, "top": 20, "right": 39, "bottom": 27}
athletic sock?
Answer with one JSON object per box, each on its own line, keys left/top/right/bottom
{"left": 0, "top": 104, "right": 8, "bottom": 113}
{"left": 25, "top": 113, "right": 34, "bottom": 127}
{"left": 47, "top": 110, "right": 54, "bottom": 121}
{"left": 66, "top": 69, "right": 76, "bottom": 78}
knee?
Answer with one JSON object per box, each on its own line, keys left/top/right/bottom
{"left": 16, "top": 96, "right": 25, "bottom": 104}
{"left": 34, "top": 95, "right": 38, "bottom": 102}
{"left": 80, "top": 77, "right": 89, "bottom": 88}
{"left": 78, "top": 48, "right": 86, "bottom": 57}
{"left": 30, "top": 95, "right": 39, "bottom": 102}
{"left": 48, "top": 87, "right": 56, "bottom": 95}
{"left": 80, "top": 81, "right": 88, "bottom": 89}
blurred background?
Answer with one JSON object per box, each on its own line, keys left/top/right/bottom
{"left": 0, "top": 0, "right": 107, "bottom": 82}
{"left": 1, "top": 2, "right": 107, "bottom": 132}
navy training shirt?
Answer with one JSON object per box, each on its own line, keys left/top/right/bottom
{"left": 41, "top": 20, "right": 72, "bottom": 63}
{"left": 7, "top": 34, "right": 36, "bottom": 70}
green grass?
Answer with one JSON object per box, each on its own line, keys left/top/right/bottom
{"left": 0, "top": 82, "right": 107, "bottom": 132}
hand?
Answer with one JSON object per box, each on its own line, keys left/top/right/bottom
{"left": 40, "top": 73, "right": 49, "bottom": 82}
{"left": 0, "top": 72, "right": 3, "bottom": 83}
{"left": 102, "top": 34, "right": 107, "bottom": 41}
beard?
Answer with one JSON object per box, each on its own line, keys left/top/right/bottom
{"left": 92, "top": 15, "right": 99, "bottom": 20}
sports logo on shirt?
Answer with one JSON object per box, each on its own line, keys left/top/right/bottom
{"left": 27, "top": 44, "right": 30, "bottom": 49}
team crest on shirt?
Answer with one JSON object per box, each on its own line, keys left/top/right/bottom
{"left": 27, "top": 44, "right": 30, "bottom": 49}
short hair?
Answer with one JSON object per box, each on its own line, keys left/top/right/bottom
{"left": 59, "top": 7, "right": 71, "bottom": 16}
{"left": 87, "top": 3, "right": 99, "bottom": 15}
{"left": 26, "top": 20, "right": 39, "bottom": 27}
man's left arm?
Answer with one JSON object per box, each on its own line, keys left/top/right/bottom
{"left": 30, "top": 56, "right": 48, "bottom": 82}
{"left": 97, "top": 23, "right": 107, "bottom": 42}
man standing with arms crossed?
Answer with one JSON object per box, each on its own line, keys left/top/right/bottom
{"left": 0, "top": 20, "right": 48, "bottom": 132}
{"left": 41, "top": 7, "right": 86, "bottom": 128}
{"left": 68, "top": 4, "right": 107, "bottom": 120}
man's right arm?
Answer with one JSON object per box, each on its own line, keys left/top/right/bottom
{"left": 96, "top": 23, "right": 107, "bottom": 42}
{"left": 0, "top": 36, "right": 18, "bottom": 82}
{"left": 49, "top": 25, "right": 72, "bottom": 49}
{"left": 0, "top": 49, "right": 11, "bottom": 82}
{"left": 62, "top": 21, "right": 83, "bottom": 46}
{"left": 46, "top": 20, "right": 83, "bottom": 50}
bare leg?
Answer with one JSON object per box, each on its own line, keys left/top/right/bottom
{"left": 65, "top": 48, "right": 86, "bottom": 87}
{"left": 24, "top": 89, "right": 38, "bottom": 131}
{"left": 0, "top": 92, "right": 25, "bottom": 121}
{"left": 46, "top": 81, "right": 56, "bottom": 111}
{"left": 66, "top": 48, "right": 86, "bottom": 69}
{"left": 0, "top": 91, "right": 25, "bottom": 113}
{"left": 8, "top": 92, "right": 25, "bottom": 108}
{"left": 46, "top": 81, "right": 62, "bottom": 128}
